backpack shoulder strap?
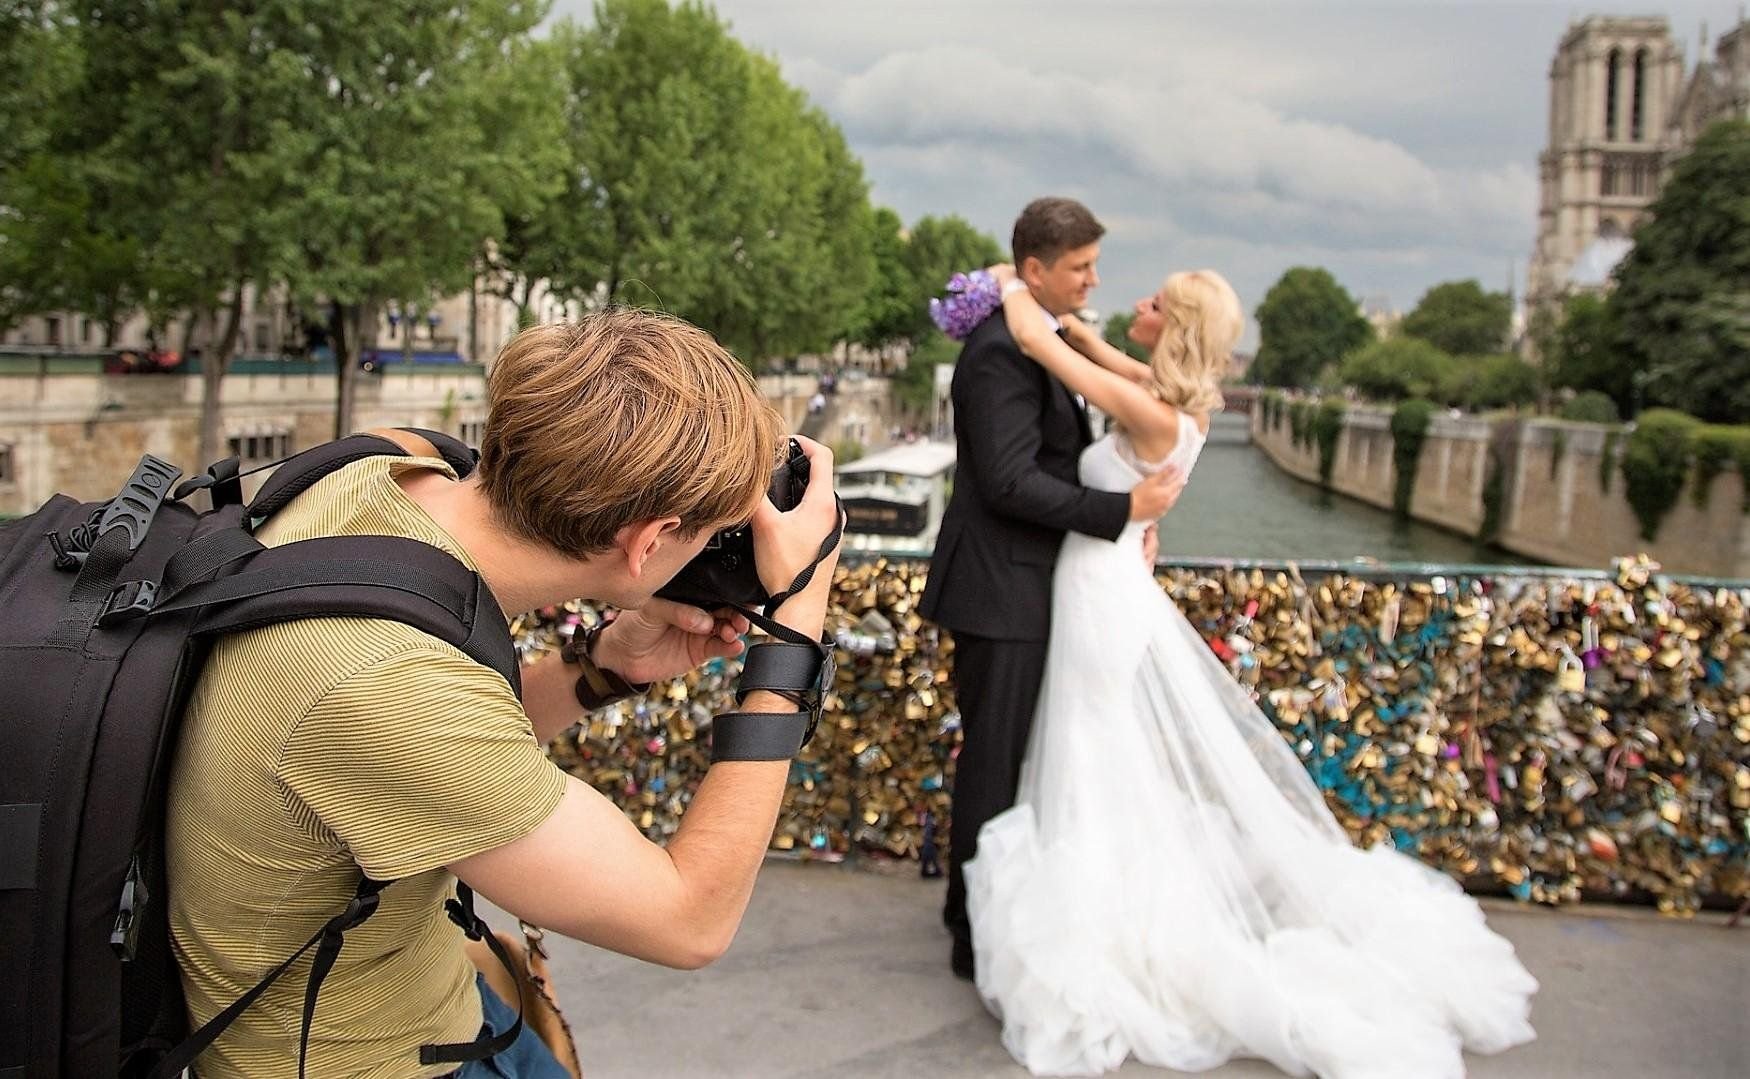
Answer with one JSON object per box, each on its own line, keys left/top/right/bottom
{"left": 398, "top": 428, "right": 478, "bottom": 477}
{"left": 247, "top": 429, "right": 479, "bottom": 522}
{"left": 247, "top": 434, "right": 410, "bottom": 521}
{"left": 139, "top": 535, "right": 520, "bottom": 696}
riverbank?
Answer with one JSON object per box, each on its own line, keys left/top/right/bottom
{"left": 1251, "top": 405, "right": 1750, "bottom": 579}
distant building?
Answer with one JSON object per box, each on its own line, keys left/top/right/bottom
{"left": 1527, "top": 16, "right": 1686, "bottom": 308}
{"left": 2, "top": 271, "right": 571, "bottom": 369}
{"left": 1359, "top": 294, "right": 1401, "bottom": 340}
{"left": 1528, "top": 14, "right": 1750, "bottom": 309}
{"left": 1668, "top": 21, "right": 1750, "bottom": 148}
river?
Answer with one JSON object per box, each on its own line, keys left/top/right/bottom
{"left": 1157, "top": 414, "right": 1526, "bottom": 566}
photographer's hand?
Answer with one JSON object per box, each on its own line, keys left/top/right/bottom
{"left": 593, "top": 600, "right": 751, "bottom": 686}
{"left": 749, "top": 436, "right": 843, "bottom": 642}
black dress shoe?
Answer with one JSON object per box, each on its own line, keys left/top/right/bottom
{"left": 950, "top": 938, "right": 976, "bottom": 982}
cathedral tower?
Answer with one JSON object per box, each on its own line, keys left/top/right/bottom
{"left": 1527, "top": 16, "right": 1685, "bottom": 306}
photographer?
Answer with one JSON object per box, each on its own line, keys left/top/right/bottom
{"left": 164, "top": 310, "right": 842, "bottom": 1077}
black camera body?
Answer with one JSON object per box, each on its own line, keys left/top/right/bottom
{"left": 655, "top": 438, "right": 809, "bottom": 611}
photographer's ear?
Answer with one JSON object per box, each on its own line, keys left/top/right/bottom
{"left": 621, "top": 516, "right": 685, "bottom": 580}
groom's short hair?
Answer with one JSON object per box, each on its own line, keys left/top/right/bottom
{"left": 1012, "top": 198, "right": 1105, "bottom": 268}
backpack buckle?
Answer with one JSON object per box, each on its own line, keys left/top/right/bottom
{"left": 111, "top": 855, "right": 147, "bottom": 960}
{"left": 98, "top": 579, "right": 158, "bottom": 626}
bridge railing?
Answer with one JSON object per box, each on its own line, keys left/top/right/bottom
{"left": 519, "top": 554, "right": 1749, "bottom": 913}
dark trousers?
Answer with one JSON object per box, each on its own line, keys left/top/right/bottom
{"left": 944, "top": 632, "right": 1050, "bottom": 946}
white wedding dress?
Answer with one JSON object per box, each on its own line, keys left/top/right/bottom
{"left": 963, "top": 417, "right": 1538, "bottom": 1078}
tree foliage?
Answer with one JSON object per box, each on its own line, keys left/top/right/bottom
{"left": 289, "top": 1, "right": 567, "bottom": 436}
{"left": 0, "top": 2, "right": 88, "bottom": 332}
{"left": 549, "top": 0, "right": 873, "bottom": 364}
{"left": 1339, "top": 337, "right": 1448, "bottom": 402}
{"left": 900, "top": 215, "right": 1005, "bottom": 340}
{"left": 853, "top": 207, "right": 916, "bottom": 351}
{"left": 1560, "top": 390, "right": 1622, "bottom": 424}
{"left": 1622, "top": 409, "right": 1701, "bottom": 539}
{"left": 1400, "top": 279, "right": 1511, "bottom": 356}
{"left": 893, "top": 331, "right": 958, "bottom": 416}
{"left": 1545, "top": 292, "right": 1640, "bottom": 415}
{"left": 1252, "top": 267, "right": 1371, "bottom": 388}
{"left": 1612, "top": 120, "right": 1750, "bottom": 424}
{"left": 1463, "top": 354, "right": 1540, "bottom": 411}
{"left": 51, "top": 0, "right": 359, "bottom": 460}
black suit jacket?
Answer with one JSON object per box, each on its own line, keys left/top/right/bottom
{"left": 918, "top": 312, "right": 1131, "bottom": 641}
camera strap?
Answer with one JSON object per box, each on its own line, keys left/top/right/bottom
{"left": 732, "top": 498, "right": 845, "bottom": 648}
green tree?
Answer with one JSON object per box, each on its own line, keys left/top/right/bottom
{"left": 549, "top": 0, "right": 874, "bottom": 364}
{"left": 1339, "top": 337, "right": 1447, "bottom": 401}
{"left": 1400, "top": 279, "right": 1511, "bottom": 356}
{"left": 1545, "top": 292, "right": 1639, "bottom": 414}
{"left": 893, "top": 331, "right": 958, "bottom": 417}
{"left": 900, "top": 214, "right": 1005, "bottom": 339}
{"left": 1612, "top": 120, "right": 1750, "bottom": 424}
{"left": 853, "top": 207, "right": 917, "bottom": 352}
{"left": 52, "top": 0, "right": 343, "bottom": 463}
{"left": 0, "top": 3, "right": 86, "bottom": 332}
{"left": 1102, "top": 311, "right": 1149, "bottom": 361}
{"left": 0, "top": 7, "right": 164, "bottom": 346}
{"left": 1560, "top": 390, "right": 1622, "bottom": 424}
{"left": 287, "top": 1, "right": 565, "bottom": 437}
{"left": 1463, "top": 354, "right": 1540, "bottom": 411}
{"left": 477, "top": 36, "right": 575, "bottom": 337}
{"left": 1252, "top": 267, "right": 1371, "bottom": 388}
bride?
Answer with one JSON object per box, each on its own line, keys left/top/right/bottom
{"left": 963, "top": 265, "right": 1538, "bottom": 1078}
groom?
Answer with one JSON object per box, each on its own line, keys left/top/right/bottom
{"left": 920, "top": 197, "right": 1184, "bottom": 980}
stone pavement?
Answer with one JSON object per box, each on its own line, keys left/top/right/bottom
{"left": 511, "top": 861, "right": 1749, "bottom": 1079}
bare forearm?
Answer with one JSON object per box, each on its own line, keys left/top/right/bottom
{"left": 659, "top": 720, "right": 790, "bottom": 958}
{"left": 522, "top": 648, "right": 582, "bottom": 745}
{"left": 1081, "top": 336, "right": 1154, "bottom": 384}
{"left": 1000, "top": 287, "right": 1057, "bottom": 357}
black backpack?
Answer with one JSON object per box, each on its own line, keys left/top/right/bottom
{"left": 0, "top": 430, "right": 526, "bottom": 1078}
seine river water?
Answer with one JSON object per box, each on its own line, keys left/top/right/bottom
{"left": 1157, "top": 414, "right": 1527, "bottom": 567}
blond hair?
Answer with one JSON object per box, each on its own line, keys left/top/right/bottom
{"left": 478, "top": 309, "right": 786, "bottom": 557}
{"left": 1148, "top": 270, "right": 1243, "bottom": 416}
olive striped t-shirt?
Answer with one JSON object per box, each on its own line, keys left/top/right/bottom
{"left": 165, "top": 456, "right": 567, "bottom": 1078}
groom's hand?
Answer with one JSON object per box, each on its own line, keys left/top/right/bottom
{"left": 1142, "top": 524, "right": 1160, "bottom": 566}
{"left": 1127, "top": 464, "right": 1184, "bottom": 522}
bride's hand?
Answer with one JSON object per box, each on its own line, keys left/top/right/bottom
{"left": 1060, "top": 312, "right": 1098, "bottom": 348}
{"left": 987, "top": 263, "right": 1017, "bottom": 288}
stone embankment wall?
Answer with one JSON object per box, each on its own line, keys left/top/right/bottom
{"left": 1253, "top": 406, "right": 1749, "bottom": 578}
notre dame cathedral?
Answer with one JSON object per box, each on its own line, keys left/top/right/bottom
{"left": 1527, "top": 13, "right": 1748, "bottom": 309}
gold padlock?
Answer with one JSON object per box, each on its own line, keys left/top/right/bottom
{"left": 1557, "top": 652, "right": 1585, "bottom": 695}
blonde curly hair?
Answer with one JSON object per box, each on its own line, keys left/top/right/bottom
{"left": 1148, "top": 270, "right": 1243, "bottom": 416}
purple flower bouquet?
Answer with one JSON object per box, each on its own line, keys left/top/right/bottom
{"left": 928, "top": 269, "right": 1001, "bottom": 340}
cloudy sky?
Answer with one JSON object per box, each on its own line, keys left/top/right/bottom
{"left": 550, "top": 1, "right": 1738, "bottom": 345}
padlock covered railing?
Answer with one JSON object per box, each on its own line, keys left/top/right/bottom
{"left": 515, "top": 553, "right": 1750, "bottom": 914}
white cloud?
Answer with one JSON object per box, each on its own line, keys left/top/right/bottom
{"left": 545, "top": 0, "right": 1738, "bottom": 340}
{"left": 807, "top": 44, "right": 1532, "bottom": 245}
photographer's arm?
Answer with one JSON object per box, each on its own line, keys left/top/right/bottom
{"left": 453, "top": 678, "right": 805, "bottom": 969}
{"left": 453, "top": 440, "right": 841, "bottom": 970}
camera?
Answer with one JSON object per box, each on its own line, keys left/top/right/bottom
{"left": 655, "top": 438, "right": 810, "bottom": 611}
